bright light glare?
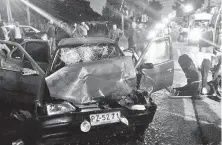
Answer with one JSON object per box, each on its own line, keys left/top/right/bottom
{"left": 20, "top": 0, "right": 59, "bottom": 25}
{"left": 7, "top": 25, "right": 14, "bottom": 28}
{"left": 155, "top": 23, "right": 165, "bottom": 29}
{"left": 19, "top": 0, "right": 72, "bottom": 34}
{"left": 147, "top": 31, "right": 157, "bottom": 39}
{"left": 168, "top": 13, "right": 173, "bottom": 19}
{"left": 184, "top": 4, "right": 193, "bottom": 13}
{"left": 189, "top": 28, "right": 201, "bottom": 41}
{"left": 163, "top": 18, "right": 169, "bottom": 24}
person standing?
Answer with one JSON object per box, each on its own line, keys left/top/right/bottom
{"left": 55, "top": 23, "right": 71, "bottom": 44}
{"left": 0, "top": 21, "right": 9, "bottom": 41}
{"left": 46, "top": 20, "right": 56, "bottom": 55}
{"left": 108, "top": 24, "right": 122, "bottom": 44}
{"left": 9, "top": 22, "right": 24, "bottom": 43}
{"left": 127, "top": 21, "right": 137, "bottom": 50}
{"left": 72, "top": 23, "right": 80, "bottom": 37}
{"left": 79, "top": 22, "right": 89, "bottom": 37}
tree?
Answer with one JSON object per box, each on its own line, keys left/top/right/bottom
{"left": 148, "top": 0, "right": 163, "bottom": 12}
{"left": 52, "top": 0, "right": 101, "bottom": 22}
{"left": 102, "top": 0, "right": 161, "bottom": 28}
{"left": 102, "top": 0, "right": 124, "bottom": 27}
{"left": 172, "top": 0, "right": 184, "bottom": 17}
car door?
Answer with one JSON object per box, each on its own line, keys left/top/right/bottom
{"left": 137, "top": 37, "right": 174, "bottom": 92}
{"left": 0, "top": 44, "right": 24, "bottom": 101}
{"left": 23, "top": 41, "right": 50, "bottom": 72}
{"left": 0, "top": 42, "right": 44, "bottom": 104}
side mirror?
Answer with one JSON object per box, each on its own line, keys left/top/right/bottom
{"left": 140, "top": 63, "right": 154, "bottom": 69}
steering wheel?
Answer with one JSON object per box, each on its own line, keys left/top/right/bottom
{"left": 8, "top": 47, "right": 24, "bottom": 60}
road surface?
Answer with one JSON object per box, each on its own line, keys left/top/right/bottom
{"left": 141, "top": 41, "right": 221, "bottom": 145}
{"left": 70, "top": 40, "right": 221, "bottom": 145}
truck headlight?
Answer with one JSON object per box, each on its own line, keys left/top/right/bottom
{"left": 189, "top": 28, "right": 201, "bottom": 41}
{"left": 46, "top": 102, "right": 76, "bottom": 116}
{"left": 147, "top": 31, "right": 157, "bottom": 39}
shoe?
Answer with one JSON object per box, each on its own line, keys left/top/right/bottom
{"left": 201, "top": 87, "right": 208, "bottom": 95}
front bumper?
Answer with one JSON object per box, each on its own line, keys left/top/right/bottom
{"left": 38, "top": 103, "right": 157, "bottom": 144}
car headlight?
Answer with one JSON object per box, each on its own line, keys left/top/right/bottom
{"left": 147, "top": 31, "right": 157, "bottom": 39}
{"left": 41, "top": 34, "right": 48, "bottom": 40}
{"left": 46, "top": 102, "right": 76, "bottom": 116}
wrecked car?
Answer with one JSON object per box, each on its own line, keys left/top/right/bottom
{"left": 0, "top": 36, "right": 173, "bottom": 144}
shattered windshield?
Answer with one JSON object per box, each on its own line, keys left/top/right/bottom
{"left": 51, "top": 43, "right": 121, "bottom": 72}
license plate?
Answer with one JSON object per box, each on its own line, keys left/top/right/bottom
{"left": 90, "top": 112, "right": 121, "bottom": 126}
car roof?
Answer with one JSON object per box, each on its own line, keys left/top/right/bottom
{"left": 5, "top": 25, "right": 32, "bottom": 27}
{"left": 58, "top": 37, "right": 115, "bottom": 48}
{"left": 22, "top": 39, "right": 48, "bottom": 43}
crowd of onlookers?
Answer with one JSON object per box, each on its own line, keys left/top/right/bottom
{"left": 0, "top": 18, "right": 152, "bottom": 60}
{"left": 0, "top": 21, "right": 24, "bottom": 43}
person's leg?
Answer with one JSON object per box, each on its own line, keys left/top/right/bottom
{"left": 174, "top": 54, "right": 201, "bottom": 96}
{"left": 201, "top": 59, "right": 211, "bottom": 94}
{"left": 175, "top": 83, "right": 200, "bottom": 96}
{"left": 48, "top": 37, "right": 53, "bottom": 56}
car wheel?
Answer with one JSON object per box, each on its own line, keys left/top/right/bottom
{"left": 134, "top": 124, "right": 149, "bottom": 142}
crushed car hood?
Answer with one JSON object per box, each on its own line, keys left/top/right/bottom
{"left": 45, "top": 56, "right": 137, "bottom": 104}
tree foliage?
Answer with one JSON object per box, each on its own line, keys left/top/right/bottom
{"left": 30, "top": 0, "right": 102, "bottom": 22}
{"left": 102, "top": 0, "right": 161, "bottom": 28}
{"left": 0, "top": 0, "right": 101, "bottom": 24}
{"left": 148, "top": 0, "right": 163, "bottom": 12}
{"left": 102, "top": 0, "right": 122, "bottom": 26}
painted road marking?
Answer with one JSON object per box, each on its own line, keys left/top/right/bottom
{"left": 183, "top": 99, "right": 196, "bottom": 121}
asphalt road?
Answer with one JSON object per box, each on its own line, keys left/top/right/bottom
{"left": 141, "top": 41, "right": 221, "bottom": 145}
{"left": 70, "top": 41, "right": 221, "bottom": 145}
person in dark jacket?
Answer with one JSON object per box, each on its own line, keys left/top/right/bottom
{"left": 108, "top": 24, "right": 122, "bottom": 44}
{"left": 174, "top": 54, "right": 202, "bottom": 96}
{"left": 55, "top": 23, "right": 72, "bottom": 45}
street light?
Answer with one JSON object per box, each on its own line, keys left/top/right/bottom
{"left": 155, "top": 23, "right": 165, "bottom": 29}
{"left": 163, "top": 18, "right": 169, "bottom": 24}
{"left": 184, "top": 4, "right": 194, "bottom": 13}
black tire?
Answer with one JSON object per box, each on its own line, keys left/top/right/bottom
{"left": 134, "top": 124, "right": 149, "bottom": 142}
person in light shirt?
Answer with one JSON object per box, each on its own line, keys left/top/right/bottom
{"left": 79, "top": 22, "right": 89, "bottom": 37}
{"left": 9, "top": 22, "right": 24, "bottom": 43}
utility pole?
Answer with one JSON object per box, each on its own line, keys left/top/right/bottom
{"left": 27, "top": 0, "right": 31, "bottom": 25}
{"left": 6, "top": 0, "right": 13, "bottom": 24}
